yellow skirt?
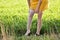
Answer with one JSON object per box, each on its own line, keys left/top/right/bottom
{"left": 30, "top": 0, "right": 48, "bottom": 11}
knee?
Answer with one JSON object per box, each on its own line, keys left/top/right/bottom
{"left": 38, "top": 11, "right": 42, "bottom": 15}
{"left": 29, "top": 10, "right": 34, "bottom": 17}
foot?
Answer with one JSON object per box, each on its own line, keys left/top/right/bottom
{"left": 35, "top": 33, "right": 40, "bottom": 36}
{"left": 25, "top": 30, "right": 31, "bottom": 36}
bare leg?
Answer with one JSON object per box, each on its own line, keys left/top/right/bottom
{"left": 25, "top": 9, "right": 34, "bottom": 36}
{"left": 36, "top": 11, "right": 43, "bottom": 35}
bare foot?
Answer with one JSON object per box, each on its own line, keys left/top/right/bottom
{"left": 35, "top": 33, "right": 40, "bottom": 36}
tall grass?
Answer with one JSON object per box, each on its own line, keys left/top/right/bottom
{"left": 0, "top": 0, "right": 60, "bottom": 40}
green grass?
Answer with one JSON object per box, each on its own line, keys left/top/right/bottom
{"left": 0, "top": 0, "right": 60, "bottom": 40}
{"left": 5, "top": 34, "right": 60, "bottom": 40}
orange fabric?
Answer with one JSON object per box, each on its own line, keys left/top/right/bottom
{"left": 30, "top": 0, "right": 48, "bottom": 11}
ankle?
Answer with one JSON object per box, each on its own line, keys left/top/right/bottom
{"left": 27, "top": 30, "right": 30, "bottom": 33}
{"left": 36, "top": 32, "right": 40, "bottom": 35}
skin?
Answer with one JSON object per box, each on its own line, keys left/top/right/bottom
{"left": 35, "top": 0, "right": 42, "bottom": 13}
{"left": 27, "top": 0, "right": 30, "bottom": 8}
{"left": 25, "top": 0, "right": 42, "bottom": 36}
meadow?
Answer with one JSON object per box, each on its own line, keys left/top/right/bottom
{"left": 0, "top": 0, "right": 60, "bottom": 40}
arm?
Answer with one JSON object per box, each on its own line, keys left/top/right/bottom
{"left": 27, "top": 0, "right": 30, "bottom": 8}
{"left": 35, "top": 0, "right": 42, "bottom": 13}
{"left": 37, "top": 0, "right": 42, "bottom": 9}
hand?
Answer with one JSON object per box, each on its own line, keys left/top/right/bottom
{"left": 35, "top": 8, "right": 39, "bottom": 13}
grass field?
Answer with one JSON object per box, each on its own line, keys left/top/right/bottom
{"left": 0, "top": 0, "right": 60, "bottom": 40}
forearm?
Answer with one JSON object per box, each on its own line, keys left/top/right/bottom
{"left": 27, "top": 0, "right": 30, "bottom": 8}
{"left": 37, "top": 0, "right": 42, "bottom": 9}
